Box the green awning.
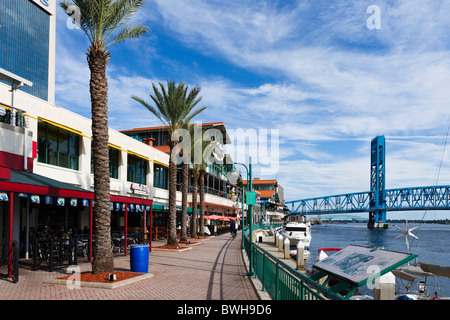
[151,202,168,211]
[151,202,198,214]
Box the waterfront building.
[0,1,240,273]
[0,1,156,268]
[121,124,243,228]
[243,178,287,224]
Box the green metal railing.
[242,227,343,300]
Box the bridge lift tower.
[368,136,388,229]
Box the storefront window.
[38,122,79,170]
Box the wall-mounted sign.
[130,183,149,195]
[31,0,55,15]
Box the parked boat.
[392,221,450,300]
[280,214,311,256]
[393,263,450,300]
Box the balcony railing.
[0,104,27,128]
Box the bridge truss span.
[385,185,450,211]
[286,191,374,215]
[286,136,450,228]
[286,185,450,215]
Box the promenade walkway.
[0,232,261,300]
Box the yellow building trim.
[126,149,169,168]
[1,103,37,120]
[152,159,169,168]
[38,117,91,139]
[108,142,125,152]
[127,150,150,161]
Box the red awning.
[0,169,153,205]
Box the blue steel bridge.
[285,136,450,228]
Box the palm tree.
[60,0,148,273]
[190,166,200,238]
[189,124,209,238]
[131,80,206,245]
[199,162,206,236]
[180,122,190,242]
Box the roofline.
[120,122,225,133]
[120,122,231,144]
[243,179,278,185]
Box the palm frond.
[185,106,207,125]
[131,95,167,127]
[132,80,207,144]
[107,25,148,46]
[104,0,148,45]
[59,0,147,48]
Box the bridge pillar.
[368,211,388,229]
[368,136,389,229]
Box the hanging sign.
[31,195,40,204]
[246,191,256,205]
[57,198,65,206]
[45,196,53,205]
[70,199,77,207]
[0,193,8,201]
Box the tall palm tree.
[60,0,148,273]
[179,122,190,242]
[189,124,209,238]
[131,80,206,245]
[199,162,206,236]
[190,166,200,238]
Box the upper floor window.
[109,147,120,179]
[90,147,120,179]
[37,121,79,170]
[127,154,147,185]
[154,163,168,190]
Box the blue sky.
[54,0,450,220]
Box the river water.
[305,222,450,298]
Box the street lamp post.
[227,156,254,276]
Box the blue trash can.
[130,244,149,273]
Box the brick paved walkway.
[0,232,261,300]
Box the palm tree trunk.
[87,41,114,274]
[199,166,205,236]
[190,170,199,238]
[168,139,178,245]
[180,162,188,241]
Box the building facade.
[121,123,242,221]
[0,1,241,277]
[243,178,287,224]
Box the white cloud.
[53,0,450,215]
